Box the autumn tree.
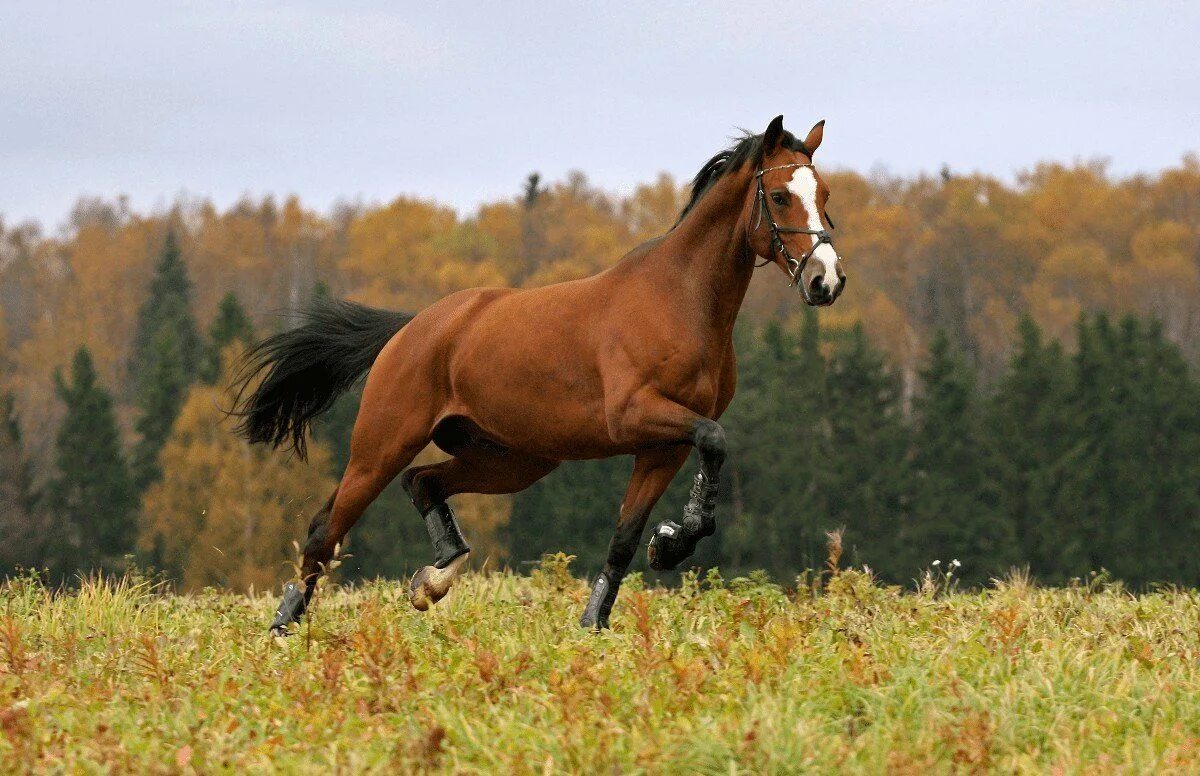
[140,352,336,591]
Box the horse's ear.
[802,120,825,157]
[762,115,785,157]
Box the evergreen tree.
[49,347,137,578]
[986,316,1072,577]
[905,331,1016,585]
[518,172,547,282]
[133,326,190,488]
[0,393,42,573]
[1049,315,1200,586]
[823,324,911,580]
[200,292,255,383]
[719,311,829,579]
[131,232,203,383]
[131,232,203,487]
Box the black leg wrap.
[647,522,693,571]
[423,502,470,569]
[580,571,620,630]
[648,472,717,571]
[682,471,718,537]
[269,582,309,635]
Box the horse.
[235,115,846,635]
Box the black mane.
[674,128,808,226]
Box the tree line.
[2,235,1199,589]
[1,156,1199,588]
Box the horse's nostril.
[809,275,825,293]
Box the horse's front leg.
[581,447,689,629]
[646,418,725,571]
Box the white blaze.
[786,166,841,293]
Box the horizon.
[9,151,1200,237]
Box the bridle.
[751,161,837,305]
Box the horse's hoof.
[580,612,610,630]
[408,552,469,612]
[647,521,689,571]
[269,626,291,639]
[269,582,308,634]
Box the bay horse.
[236,116,845,635]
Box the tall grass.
[2,558,1200,773]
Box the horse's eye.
[770,192,787,206]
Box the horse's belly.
[444,308,617,459]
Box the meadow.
[3,553,1200,774]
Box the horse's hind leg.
[401,444,558,610]
[269,427,429,636]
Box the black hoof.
[579,612,610,630]
[269,582,308,634]
[647,521,692,571]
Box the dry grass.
[3,560,1200,773]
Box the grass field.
[4,554,1200,774]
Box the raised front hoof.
[269,625,292,639]
[408,552,469,612]
[647,521,691,571]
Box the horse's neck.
[651,171,755,339]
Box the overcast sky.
[3,1,1197,231]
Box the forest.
[2,155,1199,590]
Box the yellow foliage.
[139,354,336,592]
[341,197,506,310]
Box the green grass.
[4,557,1200,774]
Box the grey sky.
[3,1,1197,232]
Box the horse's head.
[747,115,845,306]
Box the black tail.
[233,297,414,459]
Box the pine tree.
[49,347,137,578]
[905,330,1016,585]
[131,232,203,488]
[519,172,547,281]
[131,232,203,383]
[0,393,41,573]
[986,316,1071,578]
[719,311,829,579]
[133,326,190,488]
[823,324,911,580]
[201,292,255,383]
[1049,314,1200,586]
